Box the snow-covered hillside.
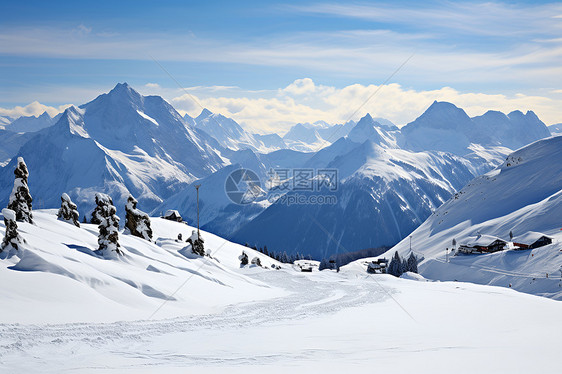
[0,209,560,373]
[387,136,562,299]
[0,209,284,324]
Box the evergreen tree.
[406,253,418,273]
[1,208,24,256]
[124,195,152,241]
[57,193,80,227]
[251,257,262,267]
[187,230,205,256]
[319,259,330,271]
[7,157,33,223]
[94,193,123,258]
[91,193,114,225]
[239,251,249,266]
[388,251,404,277]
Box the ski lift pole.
[195,184,201,238]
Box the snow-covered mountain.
[387,136,562,298]
[0,130,35,166]
[400,101,551,155]
[549,123,562,135]
[0,116,13,129]
[0,83,226,217]
[232,135,477,259]
[282,120,359,152]
[194,108,273,152]
[6,111,59,133]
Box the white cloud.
[0,101,71,119]
[168,79,562,134]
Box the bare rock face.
[93,193,123,258]
[1,208,24,256]
[124,195,152,241]
[57,193,80,227]
[7,157,33,223]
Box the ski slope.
[0,209,561,373]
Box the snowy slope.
[0,83,226,217]
[0,130,35,166]
[549,123,562,135]
[0,209,284,324]
[387,136,562,299]
[1,221,560,372]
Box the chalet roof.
[461,235,506,247]
[164,209,180,217]
[511,231,552,245]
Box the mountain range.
[0,83,553,258]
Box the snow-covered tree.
[406,253,418,273]
[239,251,249,266]
[388,251,404,277]
[186,230,205,256]
[7,157,33,223]
[251,257,262,267]
[91,193,114,225]
[1,209,24,256]
[57,193,80,227]
[93,193,123,258]
[124,195,152,241]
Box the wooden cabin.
[512,232,553,250]
[458,235,507,254]
[162,209,183,222]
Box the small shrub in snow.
[186,230,205,256]
[124,195,152,241]
[239,251,249,266]
[251,257,262,267]
[93,193,123,257]
[7,157,33,223]
[91,193,114,225]
[57,193,80,227]
[1,208,24,256]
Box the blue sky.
[1,0,562,131]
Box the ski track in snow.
[0,271,387,371]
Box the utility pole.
[195,184,201,238]
[409,235,412,253]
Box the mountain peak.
[197,108,213,120]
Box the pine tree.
[94,193,123,258]
[251,257,262,267]
[388,251,404,277]
[406,253,418,273]
[57,193,80,227]
[91,193,114,225]
[239,251,249,266]
[187,230,205,256]
[1,208,24,256]
[124,195,152,241]
[7,157,33,223]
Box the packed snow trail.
[1,270,560,373]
